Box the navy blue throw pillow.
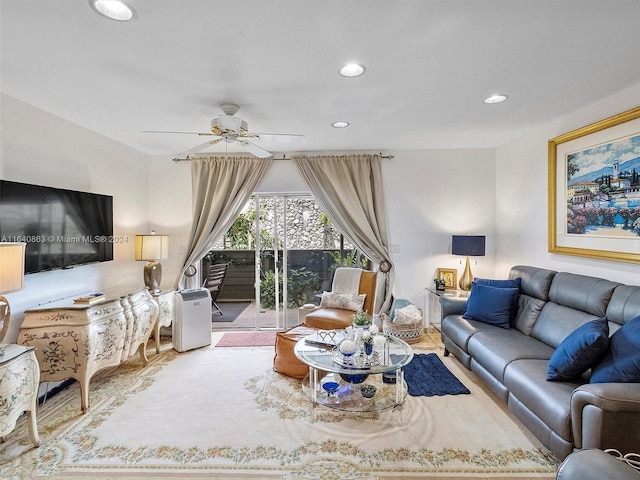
[462,282,519,329]
[547,319,609,381]
[590,316,640,384]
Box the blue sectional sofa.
[440,265,640,459]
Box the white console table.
[425,288,469,330]
[18,287,158,413]
[0,344,40,446]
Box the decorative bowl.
[361,384,377,398]
[340,372,369,384]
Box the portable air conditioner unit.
[173,288,212,352]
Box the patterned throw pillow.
[320,292,366,312]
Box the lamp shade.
[0,242,26,293]
[135,235,169,261]
[452,235,486,257]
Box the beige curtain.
[292,154,394,313]
[175,155,273,289]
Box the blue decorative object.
[462,282,519,329]
[322,381,340,398]
[340,372,369,384]
[364,343,373,355]
[590,316,640,383]
[403,353,470,396]
[547,319,609,381]
[474,277,521,290]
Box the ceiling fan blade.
[183,138,223,155]
[142,130,216,136]
[237,140,272,158]
[250,133,305,138]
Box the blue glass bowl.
[340,373,369,384]
[322,381,340,394]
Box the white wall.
[383,150,496,306]
[0,94,150,342]
[495,82,640,285]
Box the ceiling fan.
[144,103,304,159]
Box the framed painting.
[436,268,457,290]
[548,106,640,263]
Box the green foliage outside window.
[260,267,320,309]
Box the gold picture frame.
[548,106,640,263]
[436,268,457,290]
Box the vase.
[364,343,373,355]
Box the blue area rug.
[403,353,470,396]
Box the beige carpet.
[0,329,559,479]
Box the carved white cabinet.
[151,290,175,354]
[18,287,158,413]
[0,344,40,446]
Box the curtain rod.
[172,153,395,162]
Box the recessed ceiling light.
[339,63,366,78]
[484,94,509,104]
[90,0,136,21]
[332,121,350,128]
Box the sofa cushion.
[504,359,583,443]
[514,294,546,335]
[320,292,365,312]
[590,316,640,383]
[548,272,619,318]
[605,285,640,328]
[441,315,501,354]
[532,302,603,349]
[547,319,609,381]
[462,283,519,329]
[467,329,555,383]
[509,265,556,302]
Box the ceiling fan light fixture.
[484,94,509,104]
[89,0,136,21]
[339,63,366,78]
[332,121,350,128]
[211,116,248,136]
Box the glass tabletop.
[294,329,413,375]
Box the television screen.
[0,180,114,274]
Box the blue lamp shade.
[452,235,486,257]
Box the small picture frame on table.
[436,268,457,290]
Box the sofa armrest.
[439,296,467,321]
[557,449,640,480]
[571,383,640,451]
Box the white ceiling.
[2,0,640,158]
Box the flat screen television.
[0,180,114,274]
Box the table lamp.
[135,233,169,294]
[0,242,26,342]
[452,235,486,291]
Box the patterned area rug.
[0,330,559,479]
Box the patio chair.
[203,263,228,316]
